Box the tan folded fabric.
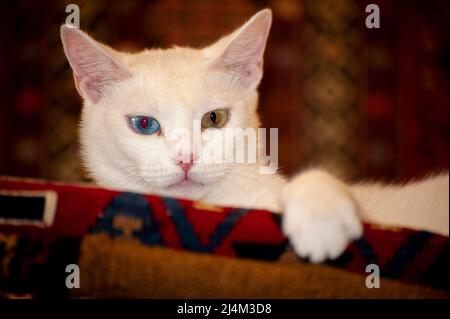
[74,234,447,298]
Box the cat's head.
[60,9,272,198]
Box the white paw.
[281,170,363,263]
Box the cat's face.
[61,9,272,199]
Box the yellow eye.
[201,109,229,129]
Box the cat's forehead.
[108,47,235,113]
[123,47,207,76]
[114,47,236,105]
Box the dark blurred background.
[0,0,448,184]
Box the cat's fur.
[61,9,449,263]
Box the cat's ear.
[60,25,132,103]
[206,9,272,89]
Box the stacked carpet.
[0,176,448,298]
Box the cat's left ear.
[206,9,272,89]
[60,25,132,103]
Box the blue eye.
[128,115,161,135]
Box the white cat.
[60,9,449,263]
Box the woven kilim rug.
[0,176,448,298]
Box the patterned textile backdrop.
[0,0,448,184]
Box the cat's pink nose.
[173,153,196,174]
[179,162,192,174]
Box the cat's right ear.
[60,25,132,103]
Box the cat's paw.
[281,170,363,263]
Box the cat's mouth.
[168,177,202,188]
